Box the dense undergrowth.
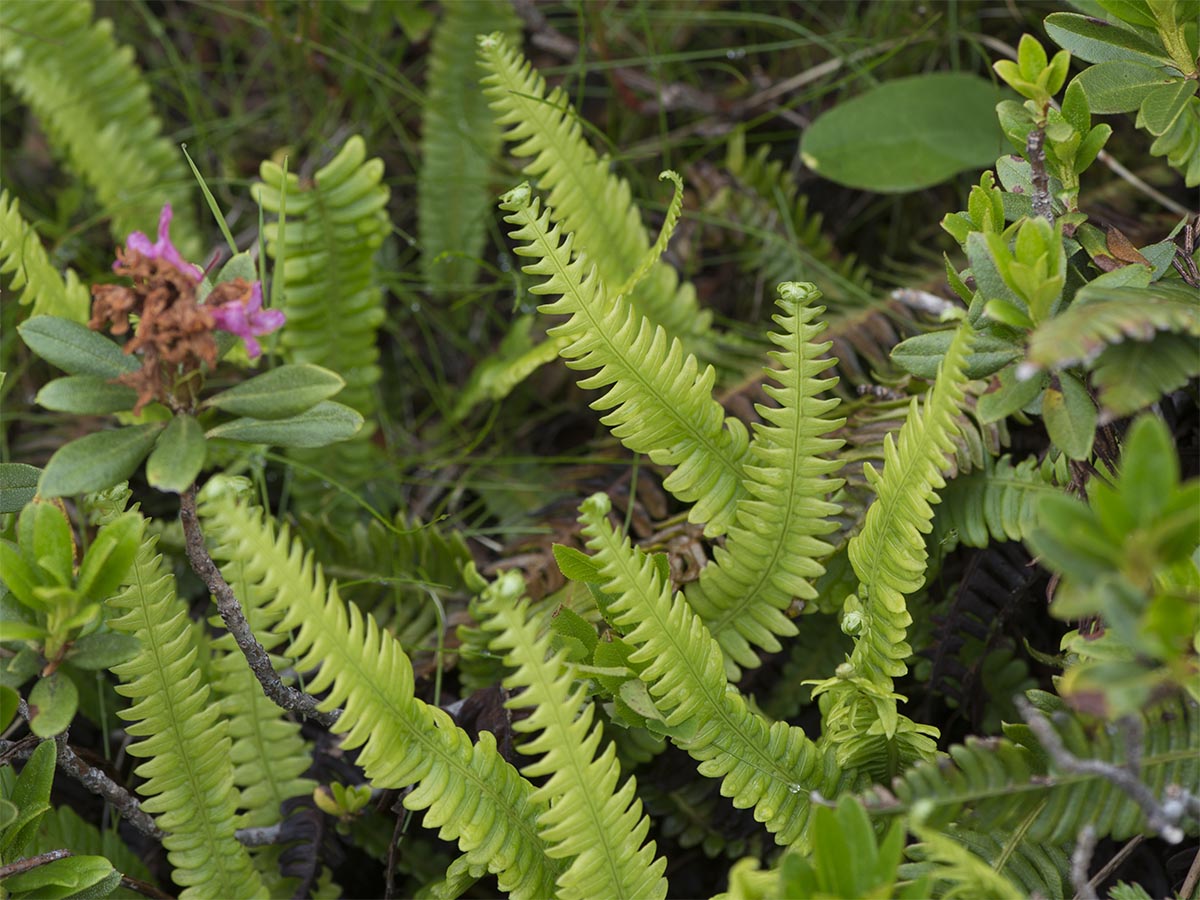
[1,1,1197,899]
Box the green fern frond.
[845,322,975,686]
[905,821,1024,900]
[931,453,1067,551]
[864,695,1200,845]
[912,828,1070,900]
[93,498,263,899]
[1028,281,1200,370]
[578,493,844,847]
[253,135,390,494]
[197,478,562,899]
[296,509,472,641]
[0,0,198,255]
[453,172,686,420]
[476,570,668,900]
[1092,331,1200,418]
[419,0,519,294]
[684,282,845,678]
[0,190,89,322]
[500,185,750,536]
[813,325,975,776]
[723,134,874,306]
[478,32,711,348]
[206,533,314,832]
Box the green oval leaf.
[65,631,142,670]
[205,400,363,448]
[1075,60,1175,113]
[1044,373,1097,460]
[0,684,19,732]
[203,363,345,419]
[891,330,1022,380]
[35,376,138,415]
[145,415,207,494]
[77,511,144,601]
[1044,12,1175,67]
[0,463,41,514]
[2,855,118,899]
[38,424,164,498]
[1136,79,1197,135]
[799,74,1006,192]
[17,317,138,378]
[28,672,78,737]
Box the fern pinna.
[196,477,562,899]
[0,190,90,323]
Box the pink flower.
[208,281,285,358]
[119,204,202,282]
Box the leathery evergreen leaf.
[684,282,845,679]
[197,477,562,899]
[500,184,751,537]
[476,571,668,900]
[578,493,847,849]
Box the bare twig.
[1016,698,1189,844]
[0,849,72,880]
[1180,845,1200,899]
[119,874,175,899]
[1027,126,1054,222]
[0,735,163,840]
[53,733,165,840]
[1081,835,1143,898]
[178,487,339,727]
[1071,825,1099,900]
[234,823,286,847]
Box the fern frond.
[931,454,1067,551]
[94,500,263,898]
[723,134,874,306]
[1027,281,1200,371]
[206,527,313,831]
[296,509,472,641]
[909,827,1070,900]
[478,32,711,347]
[419,0,518,294]
[1092,331,1200,418]
[846,322,975,686]
[864,695,1200,845]
[813,325,975,776]
[500,185,750,536]
[0,190,89,322]
[0,0,198,255]
[454,172,687,419]
[196,479,562,899]
[578,493,844,848]
[905,822,1024,900]
[476,571,668,900]
[253,135,390,493]
[684,283,845,678]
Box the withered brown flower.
[89,205,284,413]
